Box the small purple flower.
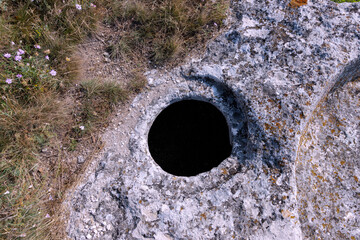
[3,53,11,58]
[11,41,15,45]
[6,79,12,84]
[34,44,41,49]
[45,55,50,60]
[16,74,23,78]
[14,55,22,61]
[214,22,218,27]
[75,4,82,10]
[17,49,25,55]
[49,70,57,76]
[90,3,96,8]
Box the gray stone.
[65,0,360,239]
[77,155,85,164]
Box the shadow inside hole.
[148,100,232,176]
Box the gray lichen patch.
[66,0,360,239]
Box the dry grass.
[0,0,229,239]
[0,92,71,239]
[104,0,229,66]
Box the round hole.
[148,99,232,176]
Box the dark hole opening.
[148,100,232,176]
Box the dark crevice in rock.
[109,185,140,238]
[330,56,360,93]
[94,161,106,178]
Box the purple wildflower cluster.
[14,55,22,61]
[17,49,25,55]
[50,70,57,76]
[2,43,58,85]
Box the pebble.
[77,156,85,164]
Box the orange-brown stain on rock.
[289,0,307,8]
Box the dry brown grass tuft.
[0,93,71,239]
[104,0,229,66]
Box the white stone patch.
[141,206,158,222]
[192,64,224,81]
[243,197,258,218]
[154,232,173,240]
[269,9,285,23]
[243,28,270,39]
[241,16,258,28]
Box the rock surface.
[66,0,360,239]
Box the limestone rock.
[66,0,360,239]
